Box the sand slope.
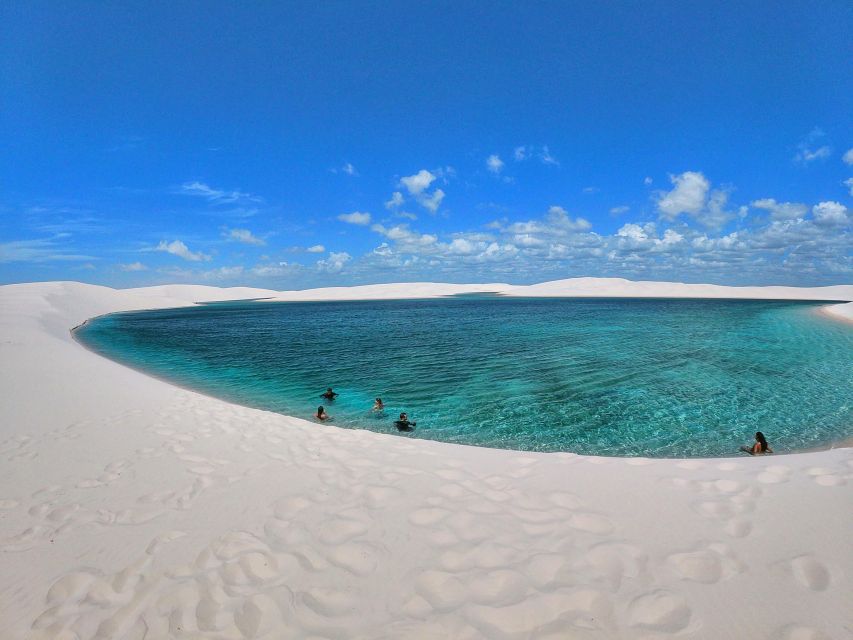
[1,280,851,639]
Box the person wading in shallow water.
[740,431,773,455]
[394,412,416,432]
[315,406,331,421]
[320,387,338,401]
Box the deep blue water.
[76,297,853,457]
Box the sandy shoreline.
[1,278,852,639]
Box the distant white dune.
[1,278,851,639]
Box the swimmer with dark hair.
[316,406,330,421]
[740,431,772,455]
[372,397,385,412]
[394,412,416,432]
[320,387,339,401]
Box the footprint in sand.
[772,624,833,640]
[805,467,847,487]
[666,543,743,583]
[757,465,792,484]
[790,555,830,591]
[627,589,693,633]
[415,570,467,613]
[724,518,753,538]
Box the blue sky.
[1,2,851,288]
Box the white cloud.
[371,224,438,247]
[843,148,853,165]
[794,145,831,164]
[539,146,559,166]
[644,177,653,185]
[812,201,849,226]
[513,146,528,161]
[306,244,325,253]
[655,171,737,229]
[399,170,436,195]
[179,181,261,204]
[610,206,630,215]
[657,171,709,219]
[750,198,808,221]
[794,129,831,164]
[546,206,592,232]
[419,189,445,213]
[342,162,357,176]
[155,239,211,262]
[251,261,302,277]
[399,170,446,213]
[338,211,372,225]
[486,154,504,174]
[385,191,404,209]
[224,228,265,245]
[119,261,147,272]
[317,251,351,273]
[844,177,853,197]
[203,266,244,280]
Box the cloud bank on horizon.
[0,3,850,288]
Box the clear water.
[76,297,853,457]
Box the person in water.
[372,397,385,412]
[740,431,772,455]
[321,387,339,401]
[315,406,330,421]
[394,412,416,431]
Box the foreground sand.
[1,279,851,640]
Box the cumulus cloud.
[750,198,808,221]
[306,244,325,253]
[419,189,445,213]
[155,240,211,262]
[795,146,831,164]
[812,201,849,226]
[610,206,629,215]
[793,129,831,164]
[119,261,147,272]
[510,145,558,166]
[399,169,446,213]
[179,181,261,204]
[339,190,849,285]
[384,191,404,209]
[656,171,738,229]
[845,177,853,197]
[223,228,265,245]
[486,154,504,174]
[317,251,351,273]
[657,171,709,219]
[338,211,372,225]
[843,148,853,165]
[399,170,436,195]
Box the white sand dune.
[1,279,851,639]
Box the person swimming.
[315,405,330,421]
[740,431,772,455]
[320,387,339,401]
[372,397,385,412]
[394,412,416,431]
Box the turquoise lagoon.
[76,297,853,457]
